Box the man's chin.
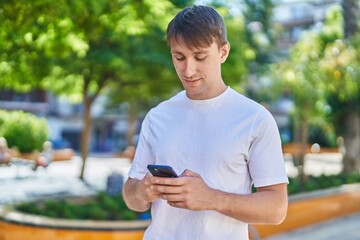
[185,88,206,100]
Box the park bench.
[282,142,340,156]
[5,148,74,170]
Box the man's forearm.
[123,177,151,212]
[211,183,288,225]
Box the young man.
[123,5,288,239]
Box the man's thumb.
[180,169,199,177]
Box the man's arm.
[153,170,288,225]
[212,183,288,224]
[123,174,162,212]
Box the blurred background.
[0,0,360,239]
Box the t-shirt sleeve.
[127,113,154,180]
[248,109,289,187]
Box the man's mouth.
[184,78,201,82]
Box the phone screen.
[147,164,178,178]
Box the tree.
[240,0,283,104]
[221,6,254,89]
[0,0,193,179]
[342,0,359,38]
[330,0,360,173]
[268,6,343,183]
[243,0,276,67]
[105,3,255,146]
[269,33,330,183]
[316,0,360,173]
[269,1,360,177]
[104,30,184,146]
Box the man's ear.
[220,43,230,63]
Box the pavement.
[0,153,359,239]
[0,156,132,205]
[265,212,360,240]
[268,152,360,239]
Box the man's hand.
[126,169,288,224]
[149,170,288,225]
[150,169,218,211]
[123,173,163,212]
[136,173,163,203]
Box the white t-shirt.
[128,87,288,240]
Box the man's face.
[170,40,230,100]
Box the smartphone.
[147,164,178,178]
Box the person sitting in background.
[0,137,12,165]
[35,141,54,168]
[120,145,136,161]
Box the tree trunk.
[342,0,359,38]
[79,96,93,180]
[340,0,360,173]
[298,120,309,184]
[126,102,138,147]
[342,112,360,173]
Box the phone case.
[147,164,178,178]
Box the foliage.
[308,123,337,148]
[0,110,49,153]
[267,5,344,121]
[0,0,194,179]
[0,0,193,99]
[221,7,254,90]
[15,192,149,221]
[106,3,253,105]
[243,0,276,66]
[320,38,360,102]
[252,172,360,195]
[105,2,254,145]
[315,35,359,140]
[17,172,360,221]
[287,172,360,195]
[269,5,344,127]
[265,5,347,181]
[267,3,360,174]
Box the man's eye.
[195,56,207,61]
[173,55,185,61]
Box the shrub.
[0,110,49,153]
[288,172,360,194]
[15,192,150,221]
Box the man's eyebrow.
[170,49,209,54]
[170,50,183,54]
[194,50,209,54]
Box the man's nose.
[184,59,196,78]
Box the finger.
[143,173,154,185]
[145,186,159,198]
[180,169,200,177]
[161,193,183,202]
[156,185,182,194]
[167,201,187,209]
[151,177,184,186]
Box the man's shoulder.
[226,88,274,121]
[228,88,265,109]
[153,91,186,109]
[147,91,186,116]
